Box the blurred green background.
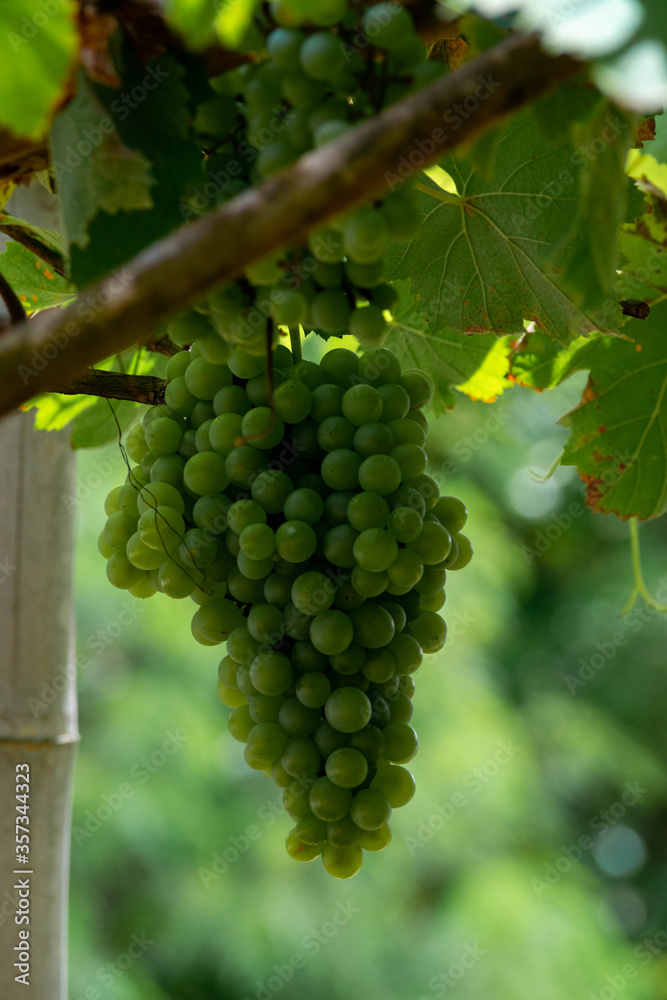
[68,343,667,1000]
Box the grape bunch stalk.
[99,341,472,878]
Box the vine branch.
[0,272,26,326]
[51,370,167,405]
[0,32,582,418]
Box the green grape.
[198,333,232,366]
[239,408,284,449]
[343,207,388,264]
[408,521,452,565]
[323,524,359,568]
[324,491,352,526]
[294,813,327,846]
[149,455,186,490]
[291,571,336,616]
[213,385,252,417]
[227,626,260,665]
[228,705,255,743]
[388,691,414,724]
[350,565,388,598]
[317,415,355,453]
[137,482,185,516]
[227,499,267,534]
[283,488,324,525]
[348,725,384,761]
[350,788,391,831]
[227,566,266,604]
[185,358,232,400]
[194,596,246,645]
[362,648,395,683]
[358,454,402,496]
[244,722,288,768]
[274,380,312,424]
[313,261,345,289]
[353,422,394,458]
[326,747,368,788]
[190,400,215,430]
[239,523,275,560]
[283,779,313,820]
[321,449,361,491]
[347,492,389,531]
[319,348,360,388]
[271,760,292,787]
[378,383,410,421]
[295,671,332,708]
[421,588,445,612]
[292,640,328,673]
[98,532,114,559]
[257,140,299,178]
[217,681,247,708]
[326,815,361,848]
[178,430,198,460]
[249,694,286,724]
[247,603,284,643]
[218,655,239,688]
[333,580,367,610]
[313,720,348,757]
[349,305,387,345]
[404,473,439,511]
[225,444,269,488]
[415,565,446,596]
[309,777,352,823]
[106,552,145,590]
[264,572,295,607]
[104,486,122,516]
[358,825,391,851]
[342,384,383,426]
[310,383,345,422]
[390,443,427,480]
[380,601,407,634]
[183,452,230,495]
[267,26,305,67]
[126,533,166,571]
[251,470,294,513]
[164,377,197,417]
[311,290,351,335]
[345,258,385,288]
[399,369,434,409]
[278,698,320,738]
[126,424,149,464]
[310,609,353,655]
[353,527,398,573]
[286,831,323,862]
[324,687,372,733]
[407,408,428,432]
[349,604,395,648]
[281,737,321,780]
[307,227,345,264]
[361,2,414,49]
[387,548,423,588]
[250,651,293,696]
[194,420,214,453]
[300,31,346,80]
[387,506,422,543]
[158,560,197,599]
[432,495,467,533]
[275,520,317,562]
[386,632,422,676]
[227,349,267,380]
[193,495,230,535]
[290,418,321,458]
[448,532,473,570]
[370,284,398,311]
[166,351,191,381]
[387,484,426,519]
[283,601,313,640]
[321,843,363,878]
[386,417,426,447]
[381,722,418,763]
[235,663,260,698]
[138,506,185,551]
[236,552,273,580]
[116,483,140,517]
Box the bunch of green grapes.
[99,339,472,878]
[173,1,445,360]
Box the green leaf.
[0,243,75,314]
[509,330,604,391]
[0,1,78,139]
[558,305,667,520]
[0,213,64,257]
[386,105,633,343]
[383,281,512,406]
[214,0,259,47]
[49,70,155,251]
[67,52,203,286]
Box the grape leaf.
[49,70,154,251]
[68,52,203,286]
[0,213,64,257]
[383,281,512,406]
[0,1,78,139]
[0,243,75,313]
[165,0,259,48]
[557,307,667,520]
[509,330,604,391]
[386,106,635,343]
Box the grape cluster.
[99,341,472,878]
[171,1,446,361]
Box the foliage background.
[68,346,667,1000]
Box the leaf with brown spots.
[0,243,75,314]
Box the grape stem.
[620,518,667,616]
[289,326,303,364]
